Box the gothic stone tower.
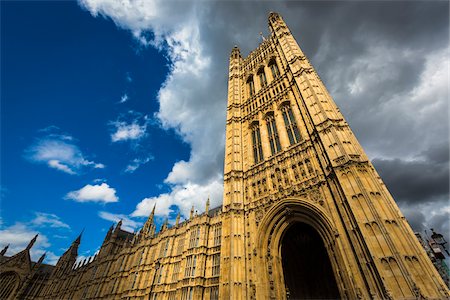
[220,12,450,300]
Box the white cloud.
[0,222,59,264]
[0,211,70,265]
[25,131,105,175]
[132,180,223,218]
[98,211,142,232]
[111,121,147,142]
[48,159,76,175]
[124,156,153,173]
[65,183,119,203]
[93,178,107,183]
[119,93,129,103]
[0,223,48,251]
[31,212,71,229]
[93,163,105,168]
[80,0,226,219]
[44,251,60,265]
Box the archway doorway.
[281,222,340,299]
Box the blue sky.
[1,1,448,264]
[1,1,191,262]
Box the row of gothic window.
[247,59,280,97]
[177,286,218,300]
[251,105,301,164]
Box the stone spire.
[37,252,46,265]
[116,219,123,231]
[142,204,156,236]
[74,230,83,245]
[26,234,39,250]
[54,232,82,277]
[206,197,210,214]
[0,244,9,255]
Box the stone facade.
[1,12,449,300]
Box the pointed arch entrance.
[255,198,354,299]
[281,222,339,299]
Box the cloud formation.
[79,1,449,235]
[0,211,71,264]
[0,223,50,260]
[98,211,142,232]
[119,93,129,104]
[25,129,105,175]
[31,212,71,229]
[132,180,223,218]
[111,122,147,142]
[65,183,119,203]
[124,156,154,173]
[110,112,148,142]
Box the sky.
[1,1,449,265]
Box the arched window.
[281,105,301,145]
[0,272,20,299]
[247,76,255,97]
[265,113,281,155]
[257,67,267,88]
[269,59,280,78]
[251,122,264,164]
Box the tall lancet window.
[269,59,280,79]
[251,122,264,164]
[247,76,255,97]
[266,113,281,155]
[258,67,267,88]
[281,105,302,145]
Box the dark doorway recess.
[281,222,340,299]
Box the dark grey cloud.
[400,207,427,232]
[373,155,448,204]
[374,141,449,236]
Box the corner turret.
[175,212,181,226]
[206,197,210,214]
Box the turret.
[206,197,210,214]
[231,45,241,60]
[190,205,194,219]
[175,212,181,226]
[223,44,244,210]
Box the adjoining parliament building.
[1,12,449,300]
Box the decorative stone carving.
[255,209,263,226]
[284,207,294,217]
